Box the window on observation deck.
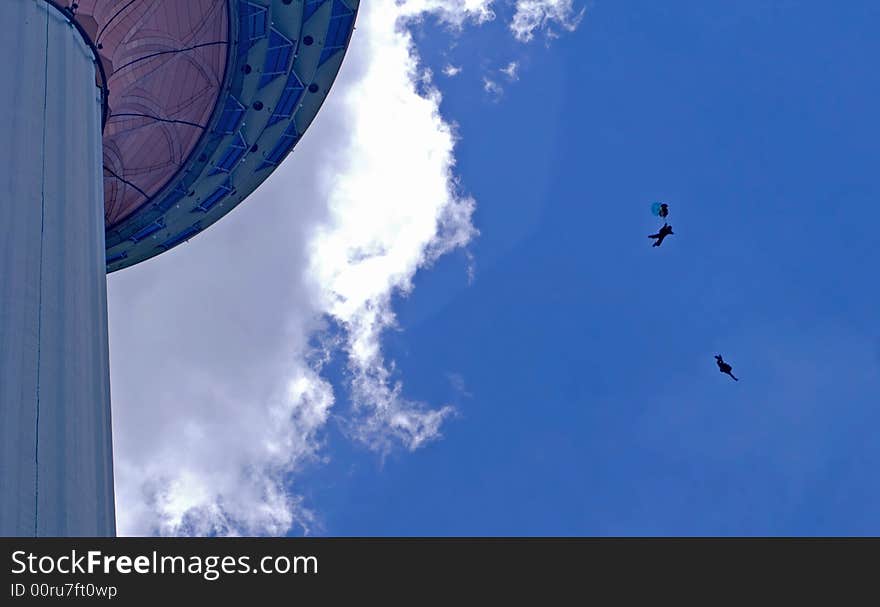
[266,70,305,128]
[304,0,327,22]
[210,131,248,175]
[259,28,296,89]
[239,2,268,58]
[107,251,128,265]
[160,224,202,250]
[258,122,300,171]
[130,218,166,243]
[154,184,188,213]
[195,179,234,213]
[216,96,247,135]
[319,0,356,66]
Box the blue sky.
[296,1,880,535]
[106,0,879,536]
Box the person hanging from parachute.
[649,202,674,247]
[715,355,739,381]
[648,223,674,247]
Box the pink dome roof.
[72,0,229,228]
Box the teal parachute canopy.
[651,202,669,218]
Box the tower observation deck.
[0,0,357,536]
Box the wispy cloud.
[447,372,474,399]
[500,60,519,80]
[397,0,495,28]
[510,0,585,42]
[309,0,482,453]
[443,64,463,77]
[483,77,504,99]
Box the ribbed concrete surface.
[0,0,115,536]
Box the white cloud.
[500,60,519,80]
[108,0,580,536]
[397,0,496,28]
[307,0,480,453]
[510,0,585,42]
[110,0,485,536]
[483,77,504,99]
[443,64,463,77]
[447,372,474,399]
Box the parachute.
[651,202,669,219]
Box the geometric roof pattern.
[58,0,359,272]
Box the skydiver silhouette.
[648,223,674,247]
[658,203,669,218]
[715,355,738,381]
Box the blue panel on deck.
[238,2,268,59]
[258,122,300,170]
[160,224,202,249]
[130,218,166,242]
[319,0,355,66]
[215,96,247,135]
[210,131,248,175]
[106,251,128,265]
[154,184,188,213]
[195,179,234,213]
[266,70,305,127]
[259,28,296,89]
[303,0,328,22]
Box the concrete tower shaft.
[0,0,115,536]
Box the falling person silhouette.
[649,223,674,247]
[715,355,738,381]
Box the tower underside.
[0,0,115,536]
